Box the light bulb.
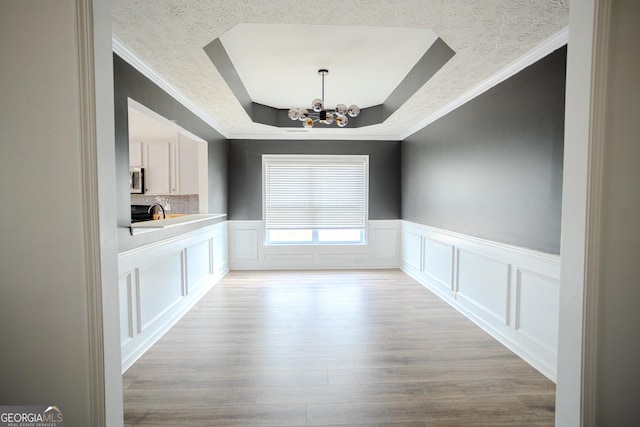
[298,109,309,121]
[312,99,324,113]
[324,112,334,125]
[335,104,347,116]
[336,115,348,127]
[288,108,299,121]
[347,104,360,117]
[303,117,314,128]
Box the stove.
[130,205,153,223]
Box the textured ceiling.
[112,0,569,140]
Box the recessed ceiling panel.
[219,23,438,109]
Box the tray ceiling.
[112,0,569,140]
[219,24,439,110]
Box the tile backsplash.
[130,194,200,214]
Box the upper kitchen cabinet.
[143,140,174,194]
[130,138,199,195]
[128,103,203,196]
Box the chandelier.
[287,69,360,128]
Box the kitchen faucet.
[148,203,166,219]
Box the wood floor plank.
[125,403,307,426]
[123,269,555,426]
[255,382,464,406]
[306,398,546,426]
[124,386,260,408]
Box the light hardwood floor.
[123,270,555,426]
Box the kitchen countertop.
[129,213,226,235]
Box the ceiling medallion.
[287,69,360,128]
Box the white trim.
[121,272,218,372]
[118,222,227,266]
[229,131,401,141]
[401,221,560,381]
[582,0,611,424]
[401,27,569,140]
[76,1,106,425]
[112,36,229,138]
[119,222,229,372]
[228,220,401,270]
[555,1,601,424]
[402,221,561,267]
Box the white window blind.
[264,155,368,230]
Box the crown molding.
[228,131,401,141]
[400,27,569,140]
[112,36,229,139]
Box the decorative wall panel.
[185,239,211,293]
[231,229,259,261]
[457,250,510,324]
[401,230,422,271]
[212,230,229,276]
[401,220,560,381]
[370,227,399,260]
[138,252,184,331]
[229,220,400,270]
[118,222,228,372]
[515,269,560,353]
[423,238,454,293]
[118,273,133,346]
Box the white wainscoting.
[400,221,560,381]
[228,220,401,270]
[118,221,228,372]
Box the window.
[263,155,368,244]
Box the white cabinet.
[143,141,174,194]
[130,137,199,195]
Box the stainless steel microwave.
[130,167,144,194]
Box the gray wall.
[228,139,401,220]
[113,54,229,250]
[402,47,566,254]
